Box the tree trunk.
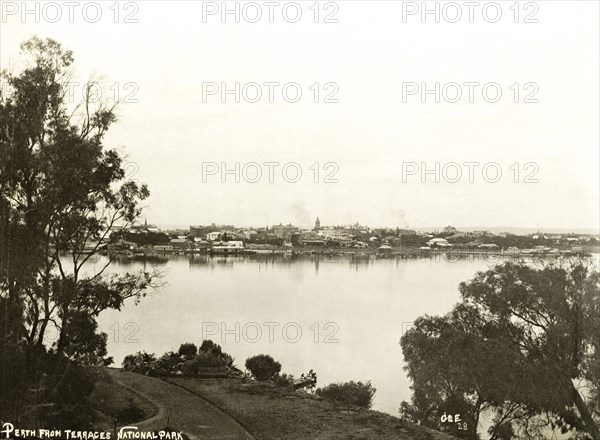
[56,307,68,355]
[571,381,600,440]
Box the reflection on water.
[96,254,520,415]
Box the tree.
[178,342,198,358]
[245,354,281,381]
[401,259,600,439]
[1,37,159,396]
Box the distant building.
[190,224,234,238]
[299,232,325,247]
[272,224,299,240]
[479,243,499,249]
[443,226,458,234]
[144,219,160,233]
[169,238,190,250]
[377,245,393,256]
[320,227,354,246]
[243,230,258,240]
[211,241,244,255]
[153,245,174,253]
[206,232,221,241]
[131,219,160,233]
[427,238,452,248]
[314,217,321,232]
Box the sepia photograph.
[1,1,599,439]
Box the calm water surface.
[94,254,498,415]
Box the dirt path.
[107,370,255,440]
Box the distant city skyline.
[145,221,600,236]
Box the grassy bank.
[89,369,157,430]
[166,378,455,440]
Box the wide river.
[92,253,506,415]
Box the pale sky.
[2,1,599,230]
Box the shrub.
[194,352,226,368]
[273,373,295,388]
[199,340,236,369]
[295,369,318,391]
[122,351,157,374]
[178,343,197,358]
[245,354,281,381]
[155,351,182,376]
[200,339,226,357]
[45,362,97,405]
[317,381,376,409]
[181,352,225,376]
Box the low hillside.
[166,378,456,440]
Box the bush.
[122,351,157,374]
[194,352,226,368]
[45,362,97,405]
[200,340,223,357]
[295,370,318,391]
[123,342,237,378]
[178,343,197,358]
[199,340,236,369]
[181,352,225,376]
[317,381,376,409]
[245,354,281,381]
[273,373,295,388]
[155,351,183,376]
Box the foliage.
[41,357,99,429]
[0,36,158,371]
[122,351,158,374]
[273,372,295,388]
[295,370,318,391]
[0,299,29,401]
[200,339,224,357]
[181,352,226,375]
[115,231,171,246]
[155,351,182,375]
[200,339,235,368]
[245,354,282,381]
[0,37,161,426]
[178,342,198,358]
[123,341,235,377]
[400,258,600,440]
[317,381,376,409]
